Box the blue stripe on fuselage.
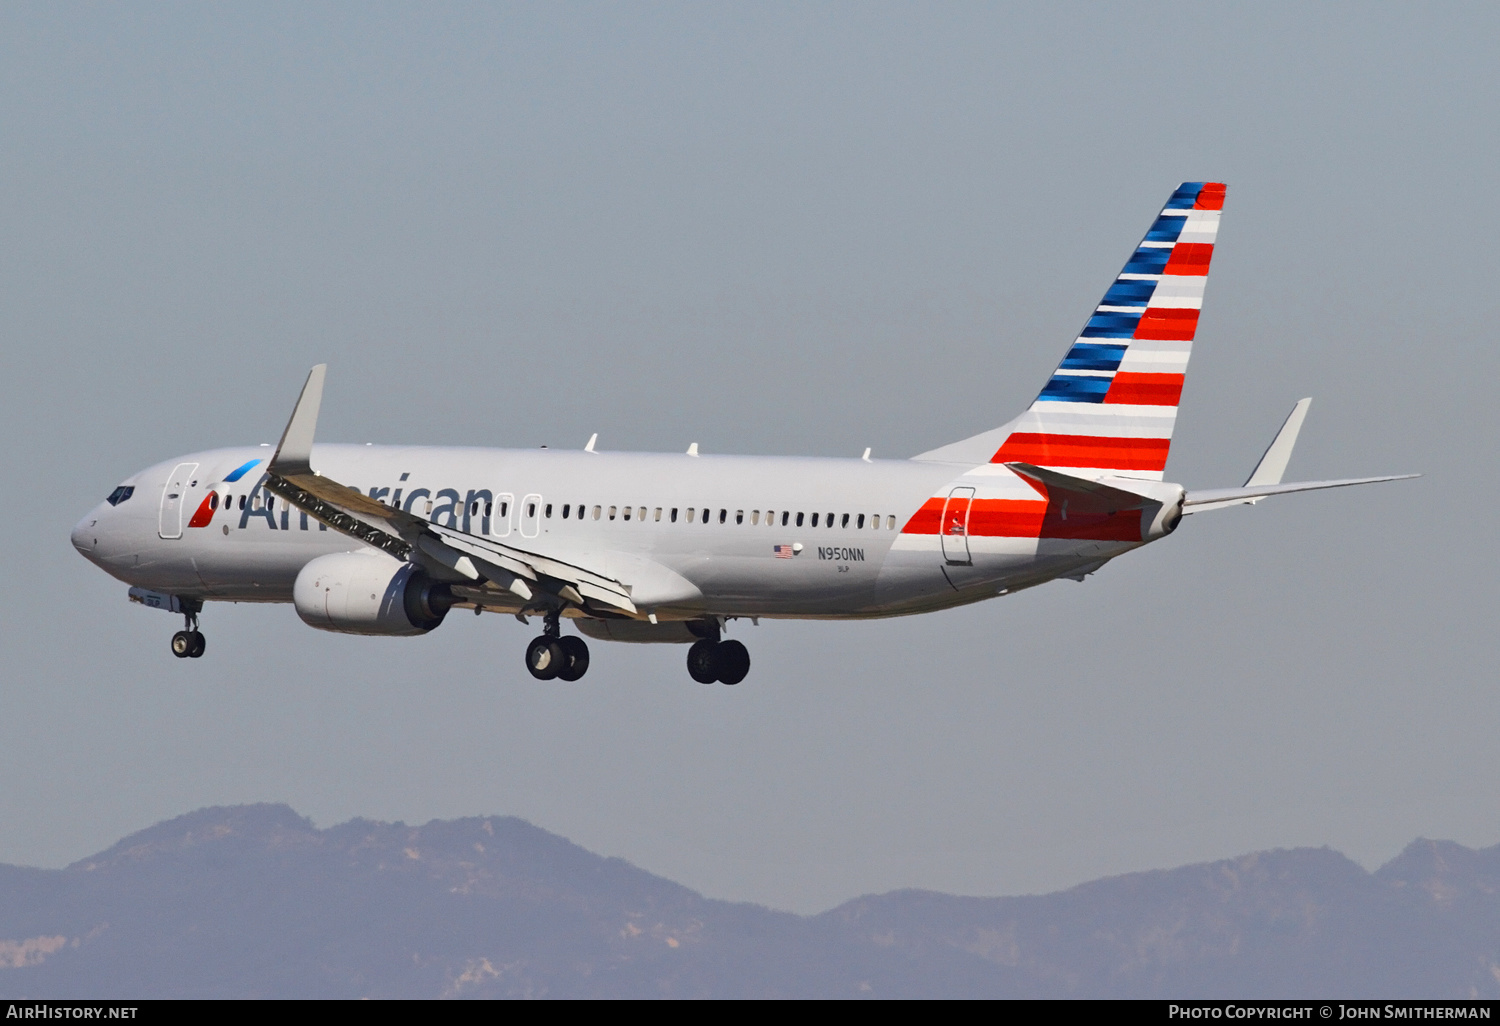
[223,459,262,483]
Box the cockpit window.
[106,486,134,506]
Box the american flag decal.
[773,545,795,558]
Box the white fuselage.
[72,443,1150,623]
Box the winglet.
[269,364,327,477]
[1244,398,1311,487]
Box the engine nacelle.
[293,551,452,636]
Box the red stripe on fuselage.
[187,492,218,529]
[1103,372,1184,406]
[901,496,1142,541]
[990,433,1170,472]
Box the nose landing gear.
[524,608,590,681]
[170,601,206,659]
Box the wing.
[261,365,638,616]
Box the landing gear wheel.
[187,631,206,659]
[687,640,720,684]
[556,636,590,682]
[525,635,565,680]
[715,640,750,685]
[171,631,192,658]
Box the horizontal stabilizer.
[1183,474,1418,513]
[1003,462,1157,510]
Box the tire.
[171,631,192,658]
[187,632,206,659]
[716,639,750,685]
[686,640,720,684]
[526,636,564,680]
[557,636,590,681]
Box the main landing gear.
[687,635,750,686]
[170,602,206,659]
[525,609,590,681]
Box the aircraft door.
[492,493,514,537]
[520,493,542,538]
[940,486,975,566]
[157,462,199,540]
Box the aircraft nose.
[71,513,100,558]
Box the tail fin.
[915,182,1225,478]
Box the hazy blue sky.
[2,2,1495,914]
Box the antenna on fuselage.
[686,442,699,457]
[862,448,872,462]
[585,433,598,453]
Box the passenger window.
[686,508,695,523]
[841,513,849,528]
[623,506,632,521]
[492,494,514,537]
[751,510,759,525]
[267,496,275,511]
[654,508,662,522]
[592,505,602,520]
[545,504,553,518]
[735,510,744,525]
[781,511,789,526]
[638,507,646,521]
[671,508,678,522]
[887,515,896,530]
[811,513,819,527]
[561,504,570,518]
[239,495,246,510]
[857,514,865,529]
[210,493,219,510]
[485,502,493,517]
[609,506,617,520]
[797,512,805,527]
[527,502,536,518]
[719,509,727,524]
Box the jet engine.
[293,551,452,636]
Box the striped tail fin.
[991,181,1226,480]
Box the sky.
[1,2,1495,915]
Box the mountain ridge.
[1,804,1496,998]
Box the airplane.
[71,182,1414,685]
